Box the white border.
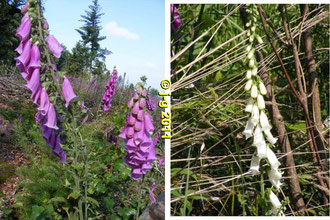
[165,0,329,219]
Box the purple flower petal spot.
[62,76,77,108]
[46,35,63,58]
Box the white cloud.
[104,21,139,40]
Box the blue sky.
[43,0,164,90]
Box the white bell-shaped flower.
[249,155,260,175]
[245,98,254,112]
[246,45,252,52]
[246,70,252,79]
[259,111,272,131]
[251,66,258,76]
[269,191,282,215]
[266,147,281,169]
[259,82,267,95]
[242,117,255,139]
[245,79,253,91]
[269,169,282,190]
[257,94,265,109]
[251,104,259,125]
[253,125,267,159]
[251,85,258,98]
[264,129,278,145]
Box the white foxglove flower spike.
[245,98,254,112]
[257,94,265,109]
[259,82,267,95]
[251,85,258,98]
[269,169,283,190]
[245,79,253,91]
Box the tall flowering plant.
[15,0,78,162]
[242,4,283,215]
[102,67,118,112]
[119,84,158,180]
[14,0,90,218]
[171,4,182,32]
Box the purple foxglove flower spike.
[62,76,77,108]
[46,35,63,58]
[44,104,59,130]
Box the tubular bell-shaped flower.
[62,76,77,108]
[46,35,63,58]
[269,191,282,215]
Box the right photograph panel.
[170,4,329,216]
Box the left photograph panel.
[0,0,165,219]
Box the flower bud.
[246,70,252,79]
[251,66,258,76]
[244,79,253,91]
[127,98,134,108]
[256,35,263,44]
[251,85,258,98]
[249,58,255,68]
[259,82,267,95]
[245,98,254,112]
[246,45,252,52]
[247,50,254,59]
[257,94,265,109]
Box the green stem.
[136,176,145,220]
[260,161,265,216]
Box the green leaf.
[48,197,67,203]
[104,197,115,211]
[87,196,99,207]
[31,205,44,219]
[70,190,81,200]
[118,207,137,220]
[96,183,107,194]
